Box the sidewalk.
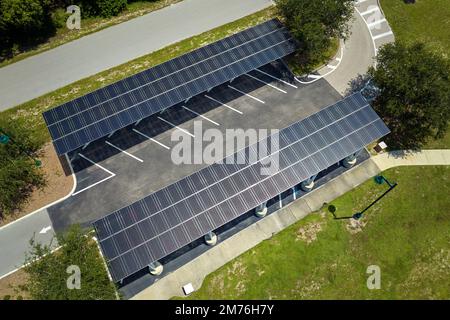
[131,149,450,300]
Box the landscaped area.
[182,166,450,299]
[380,0,450,149]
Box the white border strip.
[204,95,243,114]
[254,68,298,88]
[105,141,144,163]
[157,116,195,138]
[182,106,220,126]
[295,45,344,84]
[71,153,116,196]
[228,85,265,104]
[132,128,171,150]
[244,73,287,94]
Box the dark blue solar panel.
[43,19,296,155]
[93,92,390,282]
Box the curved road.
[0,0,272,110]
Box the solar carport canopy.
[93,92,390,282]
[42,19,296,155]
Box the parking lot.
[48,60,342,232]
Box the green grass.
[182,166,450,299]
[380,0,450,149]
[0,7,277,147]
[380,0,450,56]
[0,0,183,68]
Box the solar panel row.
[93,93,390,282]
[43,19,296,155]
[44,19,282,125]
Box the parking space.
[48,60,342,232]
[355,0,394,54]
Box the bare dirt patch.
[346,218,367,234]
[0,143,73,227]
[295,221,323,244]
[0,269,29,300]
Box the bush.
[0,119,45,218]
[0,0,56,60]
[23,225,117,300]
[96,0,127,18]
[77,0,127,18]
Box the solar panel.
[93,92,390,282]
[43,19,296,155]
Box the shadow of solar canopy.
[93,92,390,282]
[42,19,296,155]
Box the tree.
[22,225,117,300]
[0,119,45,218]
[275,0,354,70]
[369,42,450,150]
[0,0,56,59]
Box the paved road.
[0,0,272,110]
[0,209,57,278]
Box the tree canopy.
[23,225,117,300]
[275,0,354,70]
[0,119,45,219]
[369,42,450,150]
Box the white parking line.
[105,141,144,162]
[307,74,321,79]
[182,106,220,126]
[372,30,394,40]
[157,116,195,137]
[360,7,379,16]
[227,85,265,104]
[245,73,287,94]
[132,128,170,150]
[254,68,298,88]
[204,95,243,115]
[73,154,116,196]
[368,18,386,29]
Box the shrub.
[23,225,117,300]
[0,119,45,218]
[77,0,127,18]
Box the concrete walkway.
[0,0,272,110]
[372,149,450,171]
[132,150,450,300]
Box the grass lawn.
[182,166,450,300]
[0,0,182,68]
[380,0,450,149]
[380,0,450,55]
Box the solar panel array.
[43,19,296,155]
[93,92,390,282]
